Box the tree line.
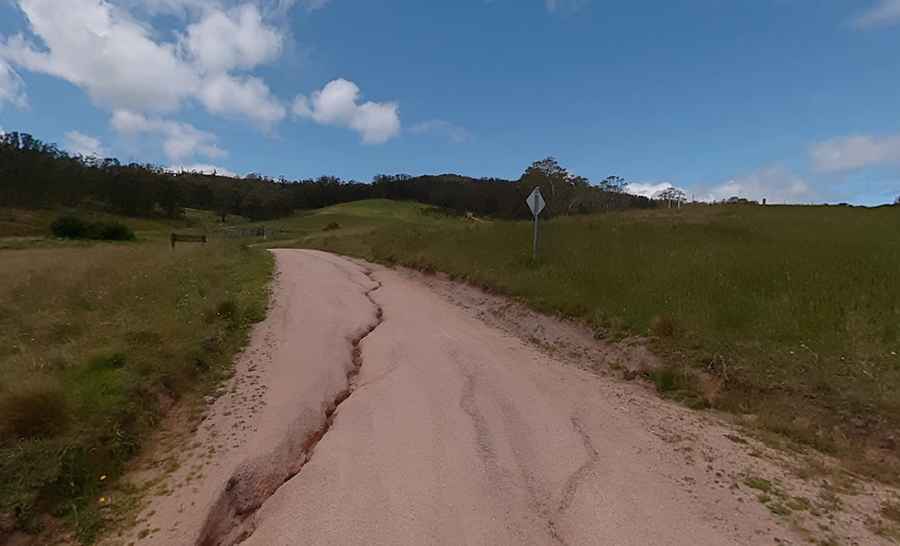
[1,131,654,221]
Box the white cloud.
[64,130,106,157]
[544,0,587,13]
[0,60,27,109]
[132,0,327,18]
[293,79,401,144]
[625,182,677,199]
[182,4,282,74]
[810,134,900,173]
[111,109,225,161]
[410,120,471,143]
[0,0,286,125]
[198,73,286,125]
[168,163,237,177]
[851,0,900,29]
[137,0,216,16]
[699,166,813,203]
[297,0,330,10]
[1,0,199,113]
[265,0,329,15]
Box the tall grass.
[282,201,900,482]
[0,239,272,540]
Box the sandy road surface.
[123,250,894,546]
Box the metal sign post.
[526,187,546,260]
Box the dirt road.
[123,250,894,546]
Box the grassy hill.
[257,199,900,483]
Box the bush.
[90,221,135,241]
[50,215,89,239]
[0,377,69,440]
[323,221,341,231]
[50,215,135,241]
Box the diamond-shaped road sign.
[526,187,545,217]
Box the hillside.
[1,132,652,224]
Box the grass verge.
[0,238,272,542]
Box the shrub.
[50,215,135,241]
[50,215,89,239]
[0,377,69,440]
[323,221,341,231]
[90,221,135,241]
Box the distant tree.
[570,175,590,189]
[1,130,657,222]
[895,194,900,205]
[158,177,183,218]
[526,157,569,180]
[654,187,687,208]
[521,158,568,215]
[598,176,627,193]
[724,196,758,205]
[520,157,582,217]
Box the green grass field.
[257,200,900,483]
[0,209,272,541]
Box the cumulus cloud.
[851,0,900,29]
[699,166,813,203]
[297,0,330,10]
[168,163,237,177]
[64,130,106,157]
[1,0,199,113]
[810,134,900,173]
[3,0,410,157]
[293,79,401,144]
[137,0,215,16]
[0,0,286,125]
[0,60,27,110]
[544,0,588,13]
[410,120,471,143]
[625,182,679,199]
[199,74,286,125]
[266,0,329,14]
[182,4,282,74]
[135,0,327,18]
[111,109,225,161]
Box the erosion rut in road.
[195,266,384,546]
[120,250,897,546]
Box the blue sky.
[1,0,899,204]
